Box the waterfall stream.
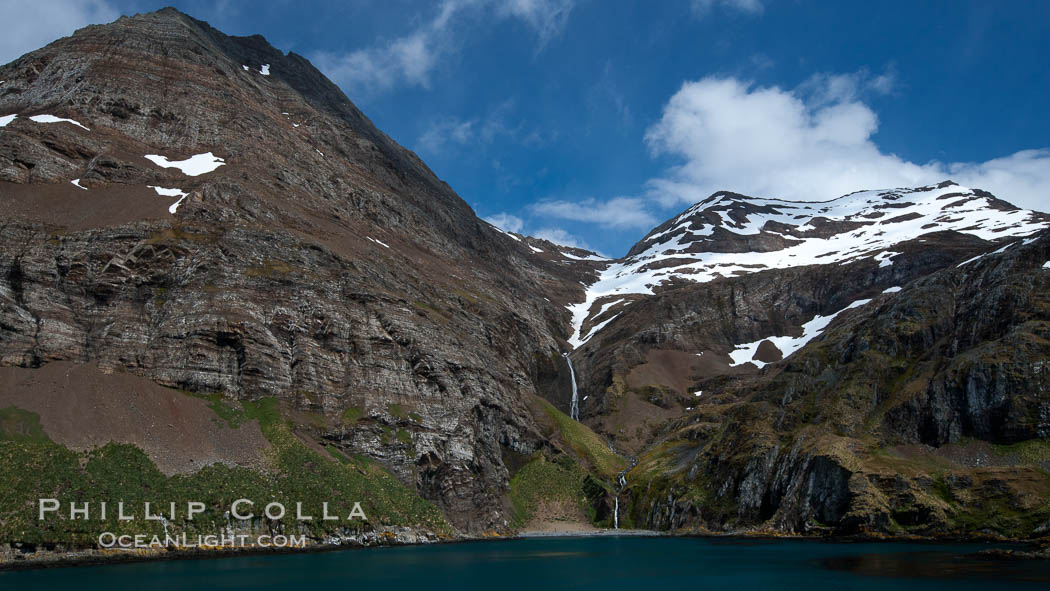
[562,352,580,421]
[613,457,637,530]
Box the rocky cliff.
[564,184,1050,537]
[0,7,597,535]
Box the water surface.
[3,536,1048,590]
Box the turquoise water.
[2,536,1049,590]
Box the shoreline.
[2,528,1045,572]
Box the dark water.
[3,536,1050,590]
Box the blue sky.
[3,1,1049,256]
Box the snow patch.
[144,152,225,176]
[367,237,390,249]
[29,114,89,130]
[729,298,872,368]
[242,65,250,71]
[1043,261,1050,269]
[260,64,270,76]
[0,114,15,127]
[148,186,189,214]
[874,251,900,268]
[528,245,544,254]
[957,241,1016,268]
[70,179,88,190]
[882,286,902,293]
[573,312,621,348]
[694,391,702,397]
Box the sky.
[2,0,1049,256]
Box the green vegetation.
[325,444,352,464]
[342,406,363,424]
[991,438,1050,467]
[0,398,451,546]
[243,258,294,278]
[536,398,626,478]
[508,456,587,528]
[186,392,248,429]
[0,406,49,443]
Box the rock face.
[565,183,1050,537]
[0,8,593,533]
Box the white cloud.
[0,0,118,65]
[532,227,591,250]
[644,74,1050,213]
[531,196,658,229]
[497,0,574,49]
[484,212,524,233]
[691,0,764,17]
[417,101,523,153]
[796,68,896,106]
[314,0,574,96]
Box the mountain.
[0,7,600,540]
[569,182,1049,348]
[564,182,1050,536]
[2,8,1049,561]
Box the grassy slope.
[506,397,626,529]
[0,398,451,546]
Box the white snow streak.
[29,114,89,130]
[144,152,225,176]
[148,186,189,214]
[728,298,872,368]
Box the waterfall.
[562,352,580,421]
[612,457,637,531]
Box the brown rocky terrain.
[0,7,596,535]
[0,361,269,474]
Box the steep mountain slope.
[567,183,1048,421]
[622,232,1050,536]
[0,8,595,535]
[562,183,1050,536]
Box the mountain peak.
[571,182,1050,348]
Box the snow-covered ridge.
[568,182,1049,347]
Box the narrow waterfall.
[612,458,636,531]
[562,352,580,421]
